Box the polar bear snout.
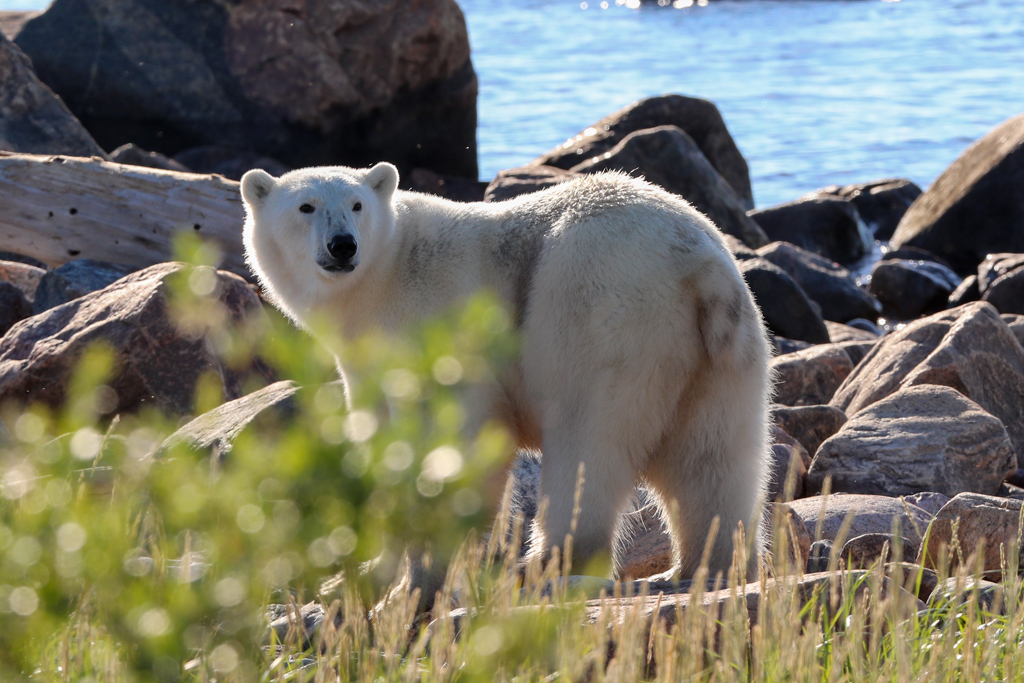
[320,233,359,273]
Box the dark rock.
[406,168,487,203]
[722,234,758,261]
[0,281,31,336]
[757,242,880,323]
[33,259,138,314]
[768,443,806,502]
[983,266,1024,316]
[919,493,1024,578]
[903,492,950,516]
[0,259,43,302]
[110,143,191,173]
[771,344,854,407]
[891,112,1024,276]
[0,31,105,157]
[16,0,477,179]
[0,11,38,40]
[977,253,1024,293]
[484,165,576,203]
[771,404,847,460]
[809,385,1016,497]
[787,493,933,546]
[773,337,814,356]
[868,258,961,320]
[0,262,276,416]
[927,577,1004,613]
[806,540,833,573]
[996,481,1024,501]
[845,318,884,336]
[748,194,870,266]
[772,425,811,468]
[826,321,879,343]
[1006,469,1024,489]
[1000,314,1024,348]
[739,258,830,344]
[817,178,922,241]
[881,246,954,271]
[571,126,768,248]
[532,94,754,209]
[831,302,1024,464]
[948,275,981,307]
[0,251,45,269]
[841,533,918,568]
[172,146,290,182]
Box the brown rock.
[810,385,1016,497]
[833,340,877,367]
[902,492,950,516]
[772,425,811,467]
[771,344,854,406]
[0,259,43,302]
[532,94,754,209]
[0,262,275,416]
[786,493,933,546]
[616,498,673,580]
[918,493,1024,577]
[771,404,847,459]
[891,113,1024,276]
[484,165,577,203]
[570,126,768,248]
[841,533,918,568]
[831,302,1024,463]
[767,443,806,502]
[769,502,812,571]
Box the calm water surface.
[5,0,1024,207]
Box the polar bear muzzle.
[320,233,358,273]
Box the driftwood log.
[0,152,248,277]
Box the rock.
[806,540,833,573]
[570,126,768,248]
[0,251,45,269]
[977,253,1024,292]
[1000,314,1024,348]
[996,481,1024,501]
[772,425,811,468]
[0,259,43,302]
[0,281,31,336]
[771,404,847,460]
[841,533,918,568]
[816,178,922,241]
[948,275,981,307]
[770,502,811,571]
[484,165,576,203]
[738,258,830,344]
[109,143,191,173]
[881,246,955,270]
[902,492,950,517]
[918,493,1024,577]
[927,577,1004,612]
[891,113,1024,276]
[833,340,877,367]
[16,0,477,179]
[826,321,879,343]
[773,336,813,356]
[845,318,884,336]
[888,563,939,602]
[33,259,137,314]
[757,242,880,324]
[0,11,38,40]
[0,32,105,158]
[809,385,1016,498]
[748,194,870,266]
[265,601,340,650]
[771,344,854,407]
[532,94,754,209]
[868,259,961,320]
[767,443,806,502]
[831,302,1024,463]
[982,266,1024,316]
[1006,469,1024,488]
[786,493,933,546]
[406,168,488,203]
[722,234,758,261]
[0,262,275,416]
[172,146,291,182]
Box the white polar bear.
[240,162,773,583]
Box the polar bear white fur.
[240,162,773,583]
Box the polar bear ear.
[240,169,277,208]
[365,162,399,200]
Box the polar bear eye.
[352,202,362,212]
[299,203,315,214]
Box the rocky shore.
[2,0,1024,648]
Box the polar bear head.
[240,163,400,286]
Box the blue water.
[6,0,1024,208]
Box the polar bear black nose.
[327,234,358,262]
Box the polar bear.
[240,162,773,586]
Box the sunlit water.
[5,0,1024,208]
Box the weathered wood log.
[0,152,248,277]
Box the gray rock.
[826,321,879,343]
[845,318,884,336]
[996,481,1024,500]
[771,344,854,407]
[809,385,1016,497]
[816,178,922,241]
[0,281,31,336]
[767,443,806,502]
[999,314,1024,348]
[33,259,137,314]
[0,251,45,269]
[0,259,43,302]
[748,194,870,266]
[484,165,577,203]
[109,143,191,173]
[868,258,961,320]
[757,242,880,323]
[927,577,1004,613]
[772,425,811,468]
[891,112,1024,276]
[769,502,811,571]
[570,126,768,248]
[902,492,950,517]
[771,404,848,460]
[786,493,933,546]
[983,266,1024,316]
[531,94,754,210]
[977,253,1024,293]
[841,533,918,568]
[0,31,105,157]
[833,340,877,367]
[806,540,833,573]
[773,336,814,356]
[739,258,830,344]
[918,493,1024,578]
[831,302,1024,464]
[948,275,981,307]
[881,246,955,270]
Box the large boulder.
[738,258,830,344]
[33,259,137,314]
[867,258,961,320]
[748,194,870,266]
[919,493,1024,577]
[484,165,576,203]
[15,0,477,179]
[816,179,922,241]
[891,112,1024,276]
[757,241,880,323]
[0,32,105,157]
[785,494,933,546]
[771,344,854,407]
[808,385,1016,497]
[0,262,275,417]
[770,404,848,460]
[0,259,44,302]
[532,94,754,209]
[830,302,1024,462]
[570,126,768,248]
